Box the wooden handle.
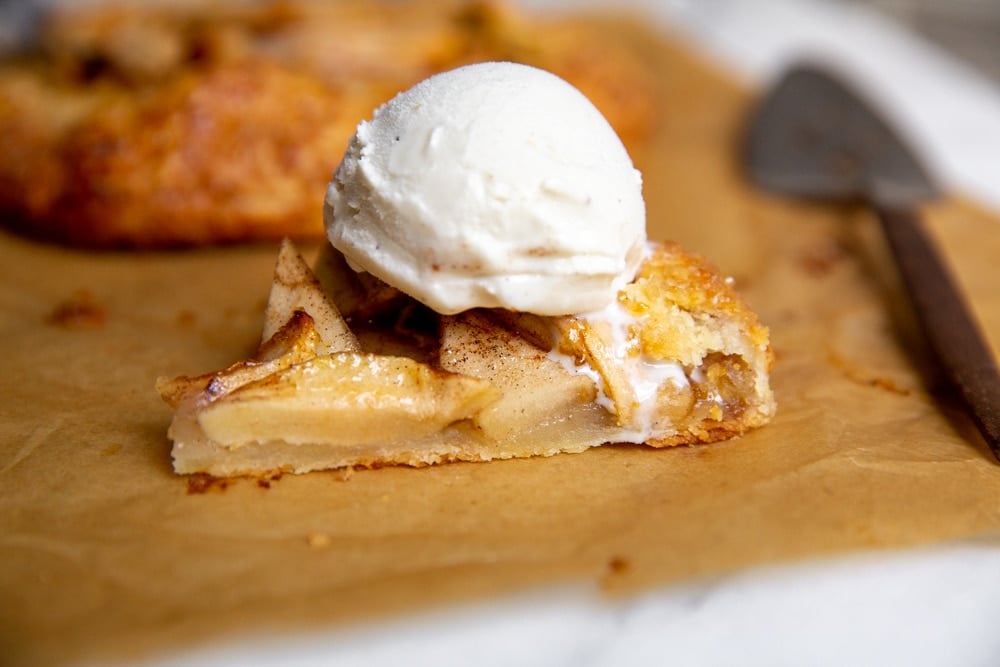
[878,207,1000,460]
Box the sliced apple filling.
[157,239,774,476]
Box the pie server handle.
[878,207,1000,460]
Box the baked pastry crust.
[0,0,656,247]
[157,240,775,476]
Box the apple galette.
[0,0,656,247]
[156,240,775,476]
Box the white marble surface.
[547,0,1000,213]
[140,2,1000,665]
[148,541,1000,666]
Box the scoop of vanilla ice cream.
[324,61,646,316]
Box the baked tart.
[0,0,656,247]
[156,239,774,476]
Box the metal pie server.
[744,64,1000,461]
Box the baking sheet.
[3,10,1000,667]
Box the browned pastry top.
[0,0,658,247]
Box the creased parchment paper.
[2,15,1000,667]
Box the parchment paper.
[3,15,1000,667]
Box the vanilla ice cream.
[323,61,646,316]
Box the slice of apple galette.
[157,240,775,477]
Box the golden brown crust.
[50,62,356,247]
[622,241,774,364]
[0,0,658,248]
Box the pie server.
[744,64,1000,461]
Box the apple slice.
[197,353,500,447]
[263,239,358,355]
[312,242,406,321]
[553,316,638,426]
[440,311,597,441]
[156,309,326,408]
